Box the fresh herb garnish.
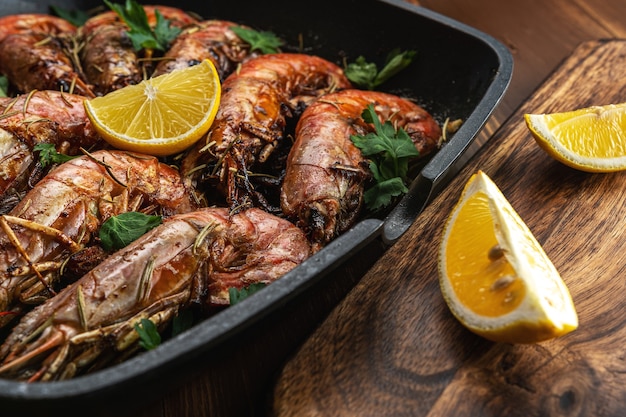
[350,104,420,211]
[0,75,8,97]
[228,282,267,305]
[49,5,90,26]
[99,212,162,252]
[33,143,77,167]
[134,318,161,350]
[230,26,283,54]
[345,49,416,90]
[104,0,181,52]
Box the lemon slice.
[525,103,626,172]
[84,59,221,156]
[438,170,578,343]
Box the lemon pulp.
[445,191,525,317]
[84,59,221,157]
[525,102,626,172]
[438,170,578,344]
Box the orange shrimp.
[280,89,442,250]
[0,90,104,212]
[181,52,352,210]
[80,5,198,95]
[0,14,94,96]
[0,207,310,381]
[152,20,257,80]
[0,150,197,329]
[0,14,75,41]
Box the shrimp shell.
[0,207,310,381]
[281,89,442,250]
[80,5,198,95]
[0,14,75,41]
[152,20,257,80]
[0,14,93,96]
[0,91,104,209]
[181,52,352,209]
[0,150,197,328]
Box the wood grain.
[271,39,626,417]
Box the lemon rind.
[525,104,626,172]
[84,59,221,157]
[438,171,578,343]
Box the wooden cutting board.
[270,39,626,417]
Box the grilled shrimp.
[80,5,198,95]
[0,14,93,96]
[152,20,257,79]
[0,14,75,40]
[0,90,104,212]
[181,53,352,210]
[281,89,442,250]
[0,207,310,381]
[0,150,197,329]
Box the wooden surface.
[85,1,626,416]
[271,38,626,417]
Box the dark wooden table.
[108,1,626,416]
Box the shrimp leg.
[0,207,310,381]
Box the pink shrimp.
[0,14,75,41]
[0,14,94,96]
[181,52,352,210]
[280,89,442,250]
[0,150,197,329]
[0,90,105,212]
[0,207,310,381]
[152,19,257,80]
[79,5,198,95]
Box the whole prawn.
[280,89,442,250]
[0,150,197,329]
[80,5,198,95]
[0,90,104,212]
[0,14,94,96]
[181,52,352,210]
[152,19,257,80]
[0,207,311,381]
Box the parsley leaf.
[0,75,8,97]
[104,0,181,51]
[134,318,161,350]
[345,49,416,90]
[49,5,90,26]
[33,143,77,167]
[230,26,283,54]
[99,212,162,252]
[228,282,267,305]
[351,104,420,211]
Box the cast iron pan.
[0,0,513,415]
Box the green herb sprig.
[134,318,161,350]
[345,49,416,90]
[228,282,267,305]
[0,75,8,97]
[33,143,77,167]
[350,104,420,211]
[99,212,162,252]
[104,0,181,52]
[49,5,90,26]
[230,26,283,54]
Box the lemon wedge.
[438,170,578,343]
[84,59,221,157]
[525,103,626,172]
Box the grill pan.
[0,1,513,415]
